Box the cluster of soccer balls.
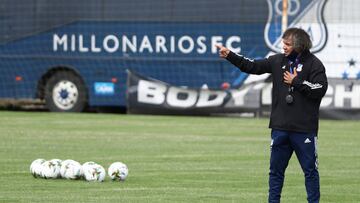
[30,159,128,182]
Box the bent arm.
[292,61,328,99]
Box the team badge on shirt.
[296,64,303,72]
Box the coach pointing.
[216,28,327,203]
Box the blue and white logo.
[94,82,115,95]
[264,0,328,53]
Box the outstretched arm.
[216,44,272,75]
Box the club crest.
[264,0,328,53]
[296,64,303,72]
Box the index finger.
[215,44,223,49]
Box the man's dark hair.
[282,28,312,53]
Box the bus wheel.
[45,71,87,112]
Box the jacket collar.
[285,50,311,63]
[298,50,311,63]
[286,50,299,62]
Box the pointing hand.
[215,44,230,58]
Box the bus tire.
[44,71,87,112]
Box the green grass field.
[0,111,359,202]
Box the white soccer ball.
[82,161,97,169]
[83,163,106,182]
[60,159,83,180]
[42,159,62,179]
[82,161,97,180]
[30,159,46,178]
[108,162,128,181]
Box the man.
[216,27,327,203]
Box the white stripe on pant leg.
[314,137,319,169]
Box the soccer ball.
[81,161,97,181]
[83,163,106,182]
[60,159,83,180]
[42,159,62,179]
[82,161,97,169]
[108,162,128,181]
[30,159,46,178]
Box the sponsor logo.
[137,78,360,109]
[137,80,227,108]
[94,82,114,95]
[260,80,360,108]
[320,82,360,108]
[130,72,360,111]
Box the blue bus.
[0,0,269,112]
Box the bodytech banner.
[127,70,264,115]
[127,71,360,119]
